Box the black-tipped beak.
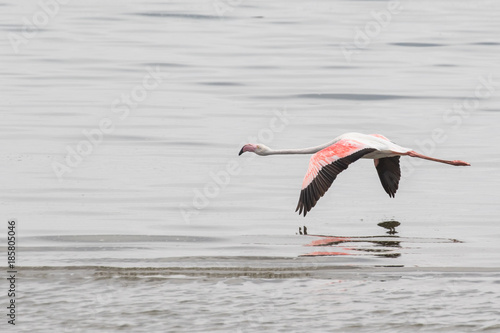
[238,147,244,156]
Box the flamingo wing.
[374,156,401,198]
[370,134,401,197]
[296,139,376,216]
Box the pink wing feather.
[296,139,376,216]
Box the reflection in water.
[301,221,402,258]
[297,226,309,235]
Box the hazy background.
[1,0,499,332]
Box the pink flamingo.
[239,132,470,216]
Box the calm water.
[1,0,500,332]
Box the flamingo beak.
[239,144,256,155]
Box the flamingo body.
[296,133,410,215]
[238,132,470,217]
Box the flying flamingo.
[239,132,470,216]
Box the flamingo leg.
[403,151,470,166]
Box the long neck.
[264,139,337,155]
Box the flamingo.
[238,132,470,216]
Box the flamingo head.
[238,144,270,156]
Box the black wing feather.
[295,148,376,217]
[375,156,401,198]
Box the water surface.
[1,0,500,332]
